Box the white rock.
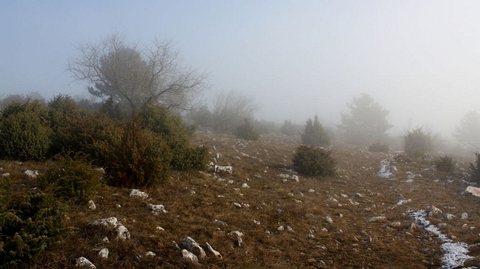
[242,183,250,188]
[291,175,300,182]
[2,172,10,177]
[182,249,199,263]
[277,225,285,231]
[148,204,167,214]
[76,257,96,268]
[308,189,315,193]
[156,226,165,231]
[286,225,294,232]
[368,216,386,222]
[466,186,480,197]
[214,165,233,174]
[325,216,333,224]
[145,251,156,257]
[233,202,242,208]
[129,189,148,199]
[24,170,39,179]
[98,248,109,259]
[102,237,109,243]
[461,213,468,220]
[182,237,206,259]
[229,231,244,247]
[445,214,455,220]
[426,205,443,216]
[89,217,119,229]
[253,220,261,225]
[88,200,96,210]
[115,225,131,240]
[206,242,223,259]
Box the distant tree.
[281,120,302,136]
[211,90,259,133]
[68,32,207,116]
[301,115,330,146]
[453,111,480,149]
[185,104,213,128]
[338,93,392,146]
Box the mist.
[2,1,480,140]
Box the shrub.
[404,128,433,158]
[38,155,102,204]
[434,155,456,173]
[301,115,330,146]
[235,118,260,141]
[293,145,335,177]
[368,140,389,153]
[0,100,51,161]
[103,116,171,187]
[139,104,208,171]
[469,152,480,183]
[0,189,69,267]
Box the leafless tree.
[212,90,259,133]
[68,33,207,114]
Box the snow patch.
[410,209,473,268]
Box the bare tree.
[212,90,259,133]
[68,33,207,114]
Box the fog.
[2,1,480,139]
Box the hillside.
[3,132,480,269]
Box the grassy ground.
[3,132,480,268]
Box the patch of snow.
[377,157,396,178]
[465,186,480,197]
[215,165,233,174]
[410,209,473,269]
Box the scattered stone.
[206,242,223,259]
[445,214,455,220]
[325,216,333,224]
[183,237,206,259]
[277,225,285,231]
[466,186,480,197]
[24,170,39,179]
[115,225,131,240]
[215,165,233,174]
[213,219,228,226]
[2,172,10,177]
[308,189,315,193]
[148,204,167,215]
[88,200,96,210]
[76,257,96,268]
[461,213,468,220]
[129,189,148,199]
[233,202,242,208]
[426,205,442,216]
[397,199,411,205]
[182,249,199,263]
[89,217,120,229]
[368,216,386,222]
[253,220,261,225]
[145,251,156,258]
[98,248,109,259]
[229,231,244,247]
[102,237,109,243]
[390,221,402,228]
[340,194,348,198]
[286,225,294,232]
[242,183,250,188]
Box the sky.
[1,0,480,139]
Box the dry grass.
[3,132,480,268]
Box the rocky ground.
[4,132,480,268]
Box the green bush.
[293,145,335,177]
[434,155,456,173]
[469,152,480,183]
[0,189,69,267]
[301,116,330,146]
[103,116,171,187]
[139,104,208,171]
[235,118,260,141]
[368,140,389,153]
[38,156,102,204]
[404,128,433,158]
[0,100,51,161]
